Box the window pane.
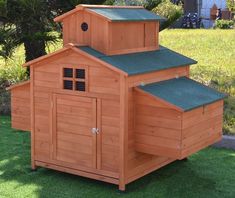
[63,68,73,78]
[75,81,85,91]
[75,69,85,79]
[64,80,73,90]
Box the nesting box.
[8,5,226,191]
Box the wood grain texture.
[133,88,224,159]
[10,81,30,131]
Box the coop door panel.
[53,94,97,169]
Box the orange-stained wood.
[10,81,31,132]
[133,88,224,159]
[9,4,226,191]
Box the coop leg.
[31,160,37,171]
[119,183,126,191]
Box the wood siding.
[10,82,30,131]
[61,11,159,55]
[134,90,223,159]
[127,87,174,183]
[32,49,121,177]
[62,10,92,46]
[181,100,223,158]
[128,66,189,87]
[108,21,158,55]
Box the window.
[62,67,87,92]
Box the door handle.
[91,128,99,134]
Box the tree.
[152,0,183,31]
[226,0,235,12]
[0,0,106,62]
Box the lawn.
[0,116,235,198]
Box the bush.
[215,20,234,29]
[152,0,183,31]
[0,59,28,115]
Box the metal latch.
[91,128,99,134]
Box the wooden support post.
[119,74,128,191]
[30,67,36,170]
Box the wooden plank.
[31,67,35,169]
[135,134,180,149]
[182,123,222,149]
[57,122,91,136]
[35,161,119,185]
[56,149,93,168]
[92,98,97,169]
[136,104,181,120]
[181,133,222,159]
[119,74,128,191]
[102,133,119,146]
[56,104,91,118]
[183,100,224,119]
[97,99,102,170]
[135,124,181,140]
[90,15,108,53]
[102,116,120,127]
[136,115,182,130]
[135,143,180,159]
[57,140,92,155]
[34,80,59,89]
[12,121,30,131]
[57,131,92,145]
[128,66,188,87]
[182,108,223,129]
[182,114,223,138]
[57,114,92,127]
[144,22,157,47]
[34,71,59,82]
[127,158,174,184]
[11,107,30,117]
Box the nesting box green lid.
[138,77,226,111]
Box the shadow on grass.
[0,116,235,198]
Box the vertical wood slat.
[119,75,128,191]
[31,67,36,169]
[52,94,57,160]
[96,99,102,170]
[92,98,97,169]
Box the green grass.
[0,116,235,198]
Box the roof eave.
[6,80,30,91]
[54,4,146,22]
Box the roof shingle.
[88,8,164,21]
[78,46,197,76]
[138,77,226,111]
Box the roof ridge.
[77,4,144,9]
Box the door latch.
[91,128,99,134]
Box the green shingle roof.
[88,8,164,21]
[138,77,226,111]
[78,46,197,76]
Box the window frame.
[61,66,88,92]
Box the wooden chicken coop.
[8,4,226,191]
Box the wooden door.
[52,94,97,169]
